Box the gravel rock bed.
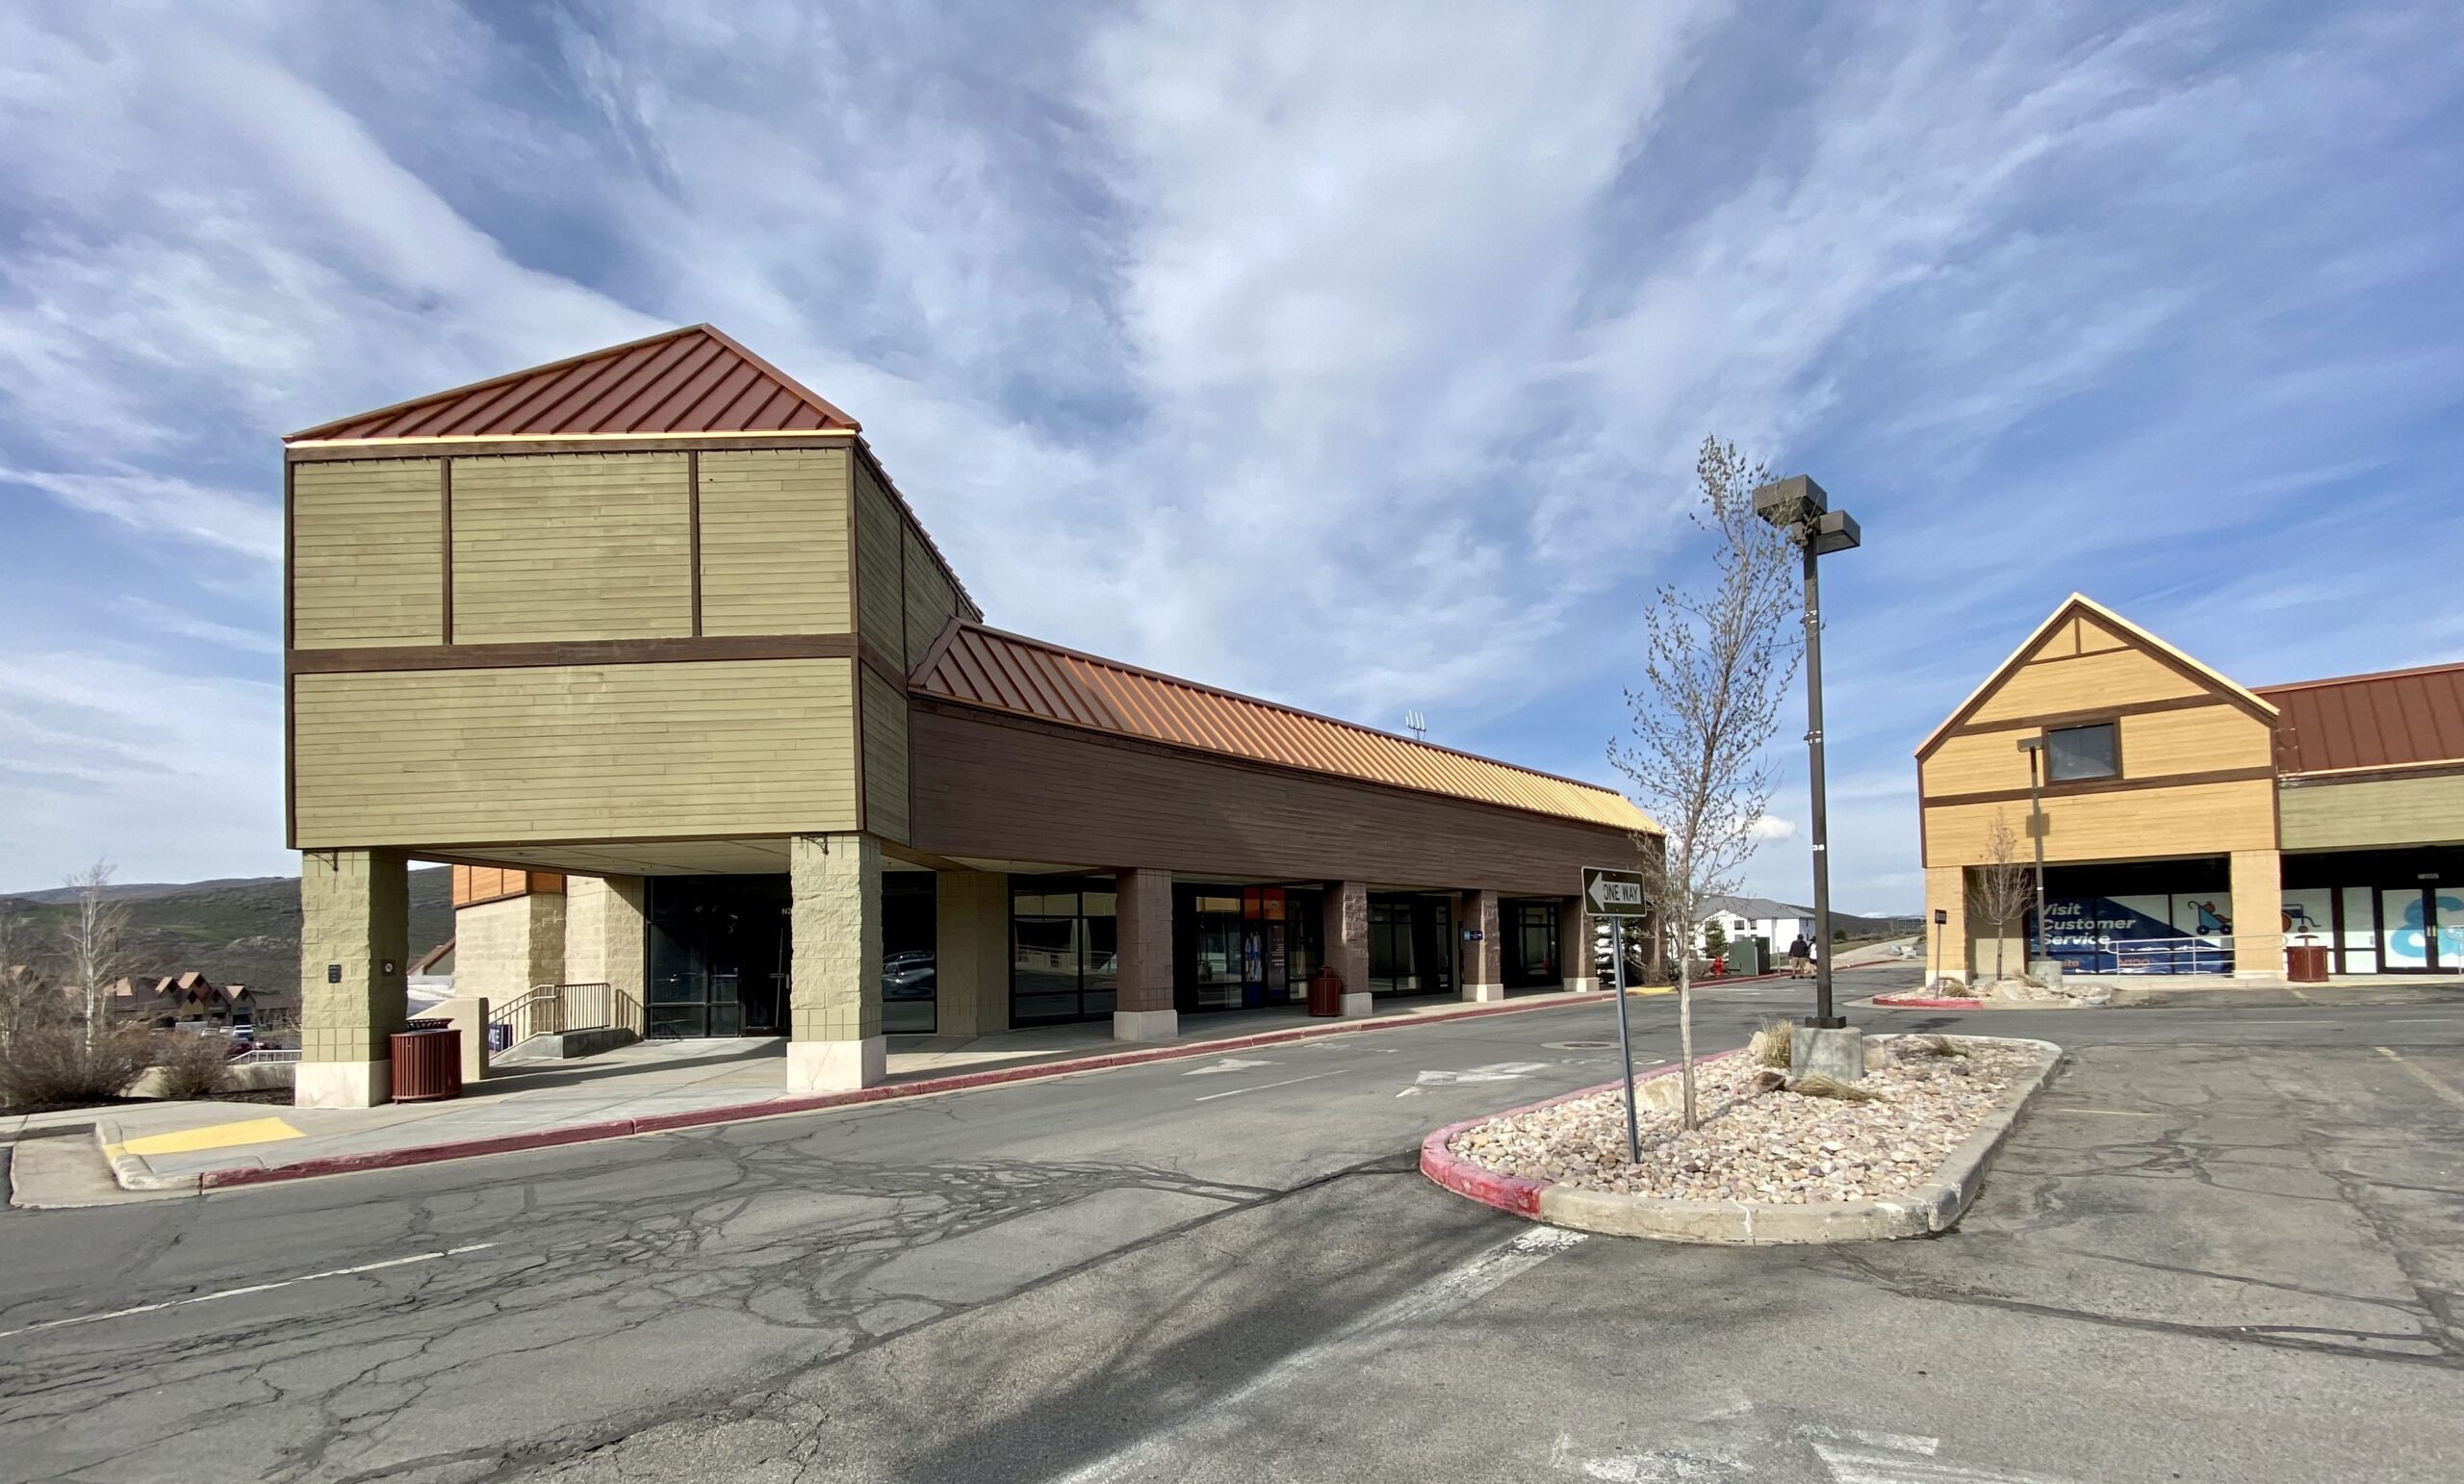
[1448,1036,2034,1203]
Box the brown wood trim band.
[283,631,911,681]
[2280,759,2464,788]
[440,458,455,644]
[1943,693,2229,738]
[686,449,703,638]
[283,434,852,464]
[1922,764,2276,809]
[289,634,860,674]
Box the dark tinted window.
[2045,722,2118,781]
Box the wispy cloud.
[0,2,2458,902]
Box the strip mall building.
[284,325,1656,1107]
[1919,595,2464,981]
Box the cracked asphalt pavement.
[3,973,2461,1482]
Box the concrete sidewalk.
[50,985,1670,1196]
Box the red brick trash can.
[390,1020,464,1102]
[1306,966,1345,1017]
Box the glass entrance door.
[2381,887,2464,972]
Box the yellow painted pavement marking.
[2376,1046,2464,1109]
[114,1116,303,1158]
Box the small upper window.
[2045,722,2119,782]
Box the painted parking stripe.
[0,1243,498,1341]
[2377,1046,2464,1107]
[1193,1070,1346,1102]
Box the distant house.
[109,971,235,1028]
[1696,896,1819,955]
[230,985,299,1034]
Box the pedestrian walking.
[1786,933,1811,978]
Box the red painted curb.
[193,987,1670,1190]
[1871,994,1984,1010]
[1417,1049,1746,1219]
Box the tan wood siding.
[1923,778,2276,865]
[1922,704,2272,799]
[449,453,691,643]
[697,448,852,635]
[1967,646,2209,724]
[861,668,911,843]
[910,704,1648,896]
[293,459,442,648]
[2280,774,2464,851]
[854,461,905,666]
[902,525,962,665]
[294,658,857,847]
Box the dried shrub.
[0,1023,153,1113]
[1754,1016,1793,1069]
[1788,1072,1881,1103]
[1896,1033,1968,1061]
[149,1033,233,1099]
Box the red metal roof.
[911,623,1655,831]
[286,324,860,442]
[2256,660,2464,775]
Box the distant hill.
[1837,911,1923,938]
[5,875,293,906]
[0,867,454,993]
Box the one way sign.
[1582,865,1649,918]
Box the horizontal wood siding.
[294,658,858,847]
[2280,774,2464,851]
[293,459,442,648]
[1922,703,2272,799]
[861,668,911,843]
[910,704,1648,896]
[1924,778,2276,866]
[698,448,852,635]
[450,452,691,643]
[903,526,962,667]
[1967,645,2209,724]
[854,460,905,667]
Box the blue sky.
[3,2,2460,908]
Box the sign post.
[1583,866,1651,1163]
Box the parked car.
[883,951,937,1000]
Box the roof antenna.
[1404,709,1427,742]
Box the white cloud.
[1749,814,1797,841]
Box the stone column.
[296,848,410,1109]
[788,832,884,1090]
[1924,864,1967,986]
[564,875,648,1035]
[1559,897,1598,993]
[454,890,567,1007]
[934,868,1010,1036]
[1324,882,1373,1016]
[1458,889,1502,1002]
[2231,849,2285,979]
[1113,868,1176,1041]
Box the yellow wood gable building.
[1918,595,2464,982]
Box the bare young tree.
[59,859,130,1051]
[1610,436,1802,1131]
[1967,812,2034,986]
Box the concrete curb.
[93,1119,200,1193]
[156,985,1661,1191]
[1422,1036,2065,1244]
[1870,993,1985,1010]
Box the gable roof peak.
[285,323,861,444]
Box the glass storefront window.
[883,873,937,1035]
[645,876,791,1038]
[1368,894,1454,997]
[1011,876,1119,1026]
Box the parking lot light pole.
[1750,475,1860,1030]
[2016,736,2049,962]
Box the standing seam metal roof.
[2256,661,2464,775]
[284,324,860,442]
[911,622,1656,832]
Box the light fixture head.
[1809,507,1861,555]
[1751,474,1829,528]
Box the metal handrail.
[229,1047,301,1065]
[487,982,638,1052]
[2057,934,2236,975]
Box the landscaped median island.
[1422,1032,2063,1243]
